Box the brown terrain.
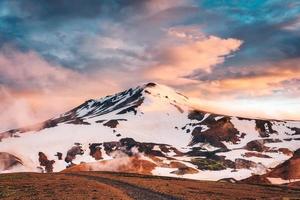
[1,172,300,200]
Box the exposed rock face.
[0,152,22,171]
[241,149,300,184]
[145,82,157,87]
[235,158,257,169]
[103,120,119,128]
[245,140,268,152]
[291,127,300,135]
[190,117,240,149]
[38,152,55,173]
[65,144,84,163]
[89,143,103,160]
[244,152,271,158]
[92,138,182,158]
[188,110,206,121]
[67,118,90,125]
[278,148,293,156]
[55,152,63,160]
[103,119,127,128]
[267,149,300,180]
[1,83,300,183]
[255,120,277,137]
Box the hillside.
[1,83,300,183]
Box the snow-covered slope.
[1,83,300,182]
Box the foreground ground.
[0,172,300,200]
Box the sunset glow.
[1,0,300,131]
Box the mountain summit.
[1,83,300,184]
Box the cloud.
[144,28,242,84]
[0,46,76,91]
[186,58,300,98]
[0,0,299,126]
[0,47,130,131]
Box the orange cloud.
[144,34,242,84]
[195,59,300,98]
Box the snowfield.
[0,83,300,183]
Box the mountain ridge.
[0,82,300,184]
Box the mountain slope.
[1,83,300,182]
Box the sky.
[1,0,300,131]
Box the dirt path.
[68,173,181,200]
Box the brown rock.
[245,140,268,152]
[278,148,293,156]
[244,152,271,158]
[65,145,84,163]
[235,158,257,169]
[38,152,55,173]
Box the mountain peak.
[144,82,157,88]
[1,82,300,185]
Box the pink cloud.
[0,47,76,91]
[0,47,127,131]
[144,29,243,84]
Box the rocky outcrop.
[103,119,127,128]
[255,120,277,138]
[55,152,63,160]
[190,117,240,149]
[245,140,269,152]
[67,118,90,125]
[65,144,84,163]
[240,149,300,184]
[244,152,271,158]
[267,148,300,180]
[278,148,293,156]
[235,158,257,169]
[38,152,55,173]
[89,143,103,160]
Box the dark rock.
[291,127,300,135]
[103,119,127,128]
[89,143,103,160]
[66,118,90,125]
[65,145,84,163]
[188,110,205,121]
[145,82,157,87]
[55,152,63,160]
[190,117,240,149]
[38,152,55,173]
[255,120,277,137]
[245,140,269,152]
[95,120,106,123]
[103,120,119,128]
[235,158,257,169]
[244,152,271,158]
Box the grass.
[190,158,226,170]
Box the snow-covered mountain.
[1,82,300,183]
